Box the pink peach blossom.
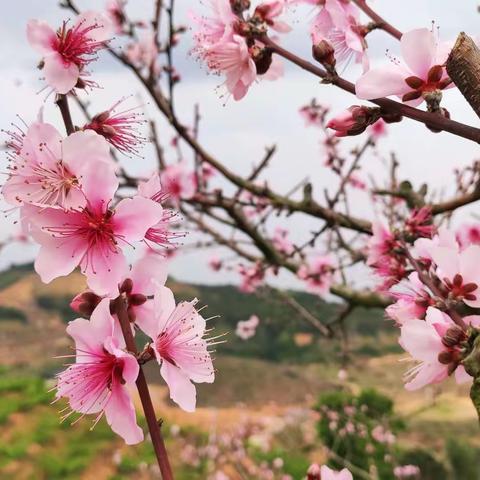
[26,162,163,295]
[161,163,197,202]
[56,299,143,444]
[3,124,112,211]
[140,286,215,412]
[106,0,127,34]
[310,0,368,69]
[83,98,147,155]
[253,1,292,33]
[137,173,184,251]
[298,255,335,296]
[356,28,452,106]
[27,12,112,93]
[272,227,294,255]
[238,262,265,292]
[399,307,471,390]
[236,314,260,340]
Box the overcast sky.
[1,1,480,290]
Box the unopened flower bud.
[438,350,455,365]
[442,325,465,348]
[250,46,273,75]
[70,291,102,317]
[230,0,250,14]
[327,106,380,137]
[129,293,148,307]
[307,463,321,480]
[119,278,133,295]
[312,40,336,72]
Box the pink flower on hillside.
[310,0,368,69]
[272,227,294,255]
[298,255,335,296]
[236,314,260,340]
[456,223,480,249]
[139,286,215,412]
[3,124,112,210]
[394,465,421,479]
[138,173,184,250]
[356,28,452,106]
[307,464,352,480]
[27,12,112,93]
[399,307,472,391]
[56,299,143,444]
[26,161,163,295]
[83,98,147,155]
[160,163,197,202]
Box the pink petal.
[430,246,460,280]
[66,318,104,359]
[405,362,446,391]
[113,197,164,242]
[26,20,56,55]
[152,286,176,336]
[83,246,128,296]
[320,465,353,480]
[399,318,443,362]
[132,300,157,338]
[138,173,162,199]
[160,360,196,412]
[81,160,118,214]
[459,245,480,284]
[355,65,411,100]
[22,122,63,168]
[104,381,144,444]
[43,53,79,94]
[400,28,436,78]
[62,130,112,173]
[130,252,169,296]
[33,229,87,283]
[76,10,113,42]
[89,298,116,339]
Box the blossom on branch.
[356,28,452,106]
[27,11,113,93]
[25,161,164,295]
[138,286,215,412]
[298,255,335,297]
[55,299,143,444]
[3,124,112,211]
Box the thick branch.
[55,94,74,135]
[446,32,480,120]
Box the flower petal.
[355,65,411,100]
[26,20,56,55]
[160,360,196,412]
[401,28,436,78]
[44,53,79,94]
[113,197,164,242]
[105,381,144,444]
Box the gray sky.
[1,1,480,289]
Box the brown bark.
[446,32,480,120]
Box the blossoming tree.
[3,0,480,478]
